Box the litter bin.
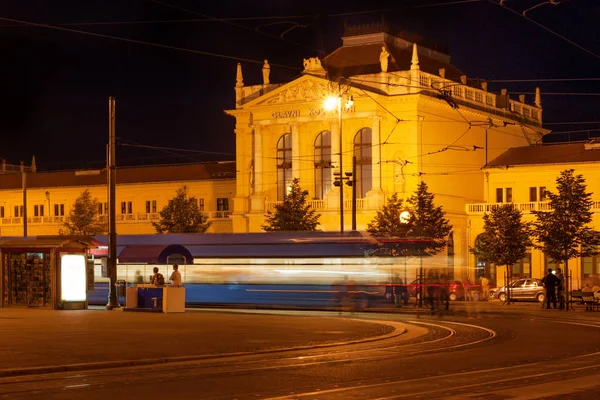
[115,280,127,298]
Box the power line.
[0,15,316,28]
[544,121,600,125]
[486,77,600,83]
[511,92,600,96]
[329,0,485,17]
[487,0,600,61]
[149,0,316,52]
[0,16,299,70]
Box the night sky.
[1,0,598,170]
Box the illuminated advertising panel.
[61,254,87,302]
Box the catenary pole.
[106,96,119,310]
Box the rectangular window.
[55,204,65,216]
[127,201,132,214]
[34,205,44,217]
[121,202,126,214]
[495,188,503,203]
[529,187,537,202]
[145,200,157,213]
[14,206,24,217]
[98,204,103,215]
[540,186,547,201]
[582,256,594,277]
[217,198,229,211]
[0,206,4,218]
[506,188,513,203]
[198,198,204,212]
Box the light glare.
[323,96,338,111]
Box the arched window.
[474,234,494,284]
[447,232,455,279]
[353,128,372,198]
[276,133,292,201]
[314,130,331,200]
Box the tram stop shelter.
[0,237,97,310]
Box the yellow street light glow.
[323,96,339,111]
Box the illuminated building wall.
[0,163,236,236]
[226,24,542,280]
[466,143,600,288]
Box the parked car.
[490,278,546,302]
[408,279,465,301]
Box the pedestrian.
[541,268,560,309]
[439,273,450,311]
[480,276,490,301]
[555,268,565,310]
[169,264,182,288]
[392,274,403,308]
[463,277,473,301]
[150,267,165,287]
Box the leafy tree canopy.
[262,178,320,231]
[532,169,600,263]
[471,203,532,267]
[367,182,452,257]
[61,189,107,235]
[152,186,211,233]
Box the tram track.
[0,319,495,397]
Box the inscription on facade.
[270,106,356,119]
[272,110,300,118]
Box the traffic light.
[344,171,353,186]
[333,171,341,187]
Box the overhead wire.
[0,16,299,69]
[487,0,600,61]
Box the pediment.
[245,75,333,108]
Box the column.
[249,125,266,215]
[253,126,263,194]
[366,116,385,210]
[371,116,382,191]
[291,123,300,179]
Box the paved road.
[0,303,599,399]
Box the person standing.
[480,276,490,301]
[541,268,560,309]
[169,264,182,288]
[555,268,565,310]
[463,277,473,302]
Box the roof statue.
[411,43,419,70]
[262,60,270,85]
[302,57,325,73]
[535,87,542,108]
[379,46,390,73]
[236,63,243,88]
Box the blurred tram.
[87,232,436,308]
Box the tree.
[532,169,600,309]
[367,183,452,256]
[152,186,211,233]
[61,189,107,235]
[367,193,412,256]
[470,204,532,303]
[262,178,320,231]
[367,182,451,306]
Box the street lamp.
[323,94,354,234]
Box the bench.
[570,291,600,311]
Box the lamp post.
[324,94,353,234]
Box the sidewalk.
[0,307,398,377]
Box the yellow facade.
[225,29,542,280]
[0,164,236,236]
[2,27,562,285]
[466,145,600,289]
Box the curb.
[0,319,406,379]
